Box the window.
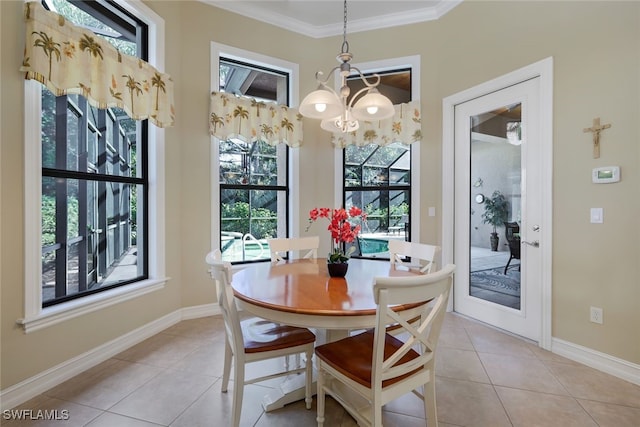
[344,141,411,256]
[218,136,288,263]
[39,0,147,306]
[22,0,165,331]
[40,95,145,306]
[211,45,299,264]
[341,64,419,259]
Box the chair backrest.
[388,240,440,273]
[503,222,521,259]
[206,257,244,357]
[205,249,222,264]
[504,222,520,241]
[372,264,455,387]
[268,236,319,262]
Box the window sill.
[16,278,169,333]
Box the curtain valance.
[329,101,422,148]
[20,1,175,128]
[209,91,303,147]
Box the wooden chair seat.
[315,330,423,388]
[241,318,316,353]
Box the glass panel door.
[453,77,542,341]
[469,104,522,309]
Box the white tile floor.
[4,313,640,426]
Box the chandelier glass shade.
[299,0,395,133]
[298,83,343,119]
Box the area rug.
[470,267,521,297]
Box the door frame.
[442,57,554,350]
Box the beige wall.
[1,0,638,392]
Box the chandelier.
[299,0,395,133]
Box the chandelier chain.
[342,0,349,54]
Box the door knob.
[522,240,539,247]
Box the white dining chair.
[268,236,319,262]
[267,236,319,369]
[315,264,455,427]
[206,257,315,427]
[388,239,440,273]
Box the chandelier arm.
[347,86,376,110]
[346,71,384,110]
[350,67,382,88]
[315,67,341,88]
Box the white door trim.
[442,57,554,349]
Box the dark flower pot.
[327,262,349,278]
[490,233,499,251]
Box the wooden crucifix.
[583,117,611,159]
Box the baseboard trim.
[3,309,636,411]
[182,303,220,320]
[0,305,220,411]
[552,337,640,386]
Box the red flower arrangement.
[307,206,367,263]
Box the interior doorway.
[442,58,554,348]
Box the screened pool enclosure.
[218,139,412,262]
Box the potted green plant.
[481,190,510,251]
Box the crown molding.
[202,1,463,38]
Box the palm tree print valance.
[210,91,303,147]
[330,101,422,148]
[20,1,175,128]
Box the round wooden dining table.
[230,257,427,411]
[231,257,425,333]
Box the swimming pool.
[221,234,394,261]
[221,235,269,262]
[359,237,389,255]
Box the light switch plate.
[590,208,603,223]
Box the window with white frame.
[211,46,299,264]
[22,0,165,330]
[340,62,420,259]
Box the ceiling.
[211,1,460,101]
[200,1,463,38]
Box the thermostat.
[592,166,620,183]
